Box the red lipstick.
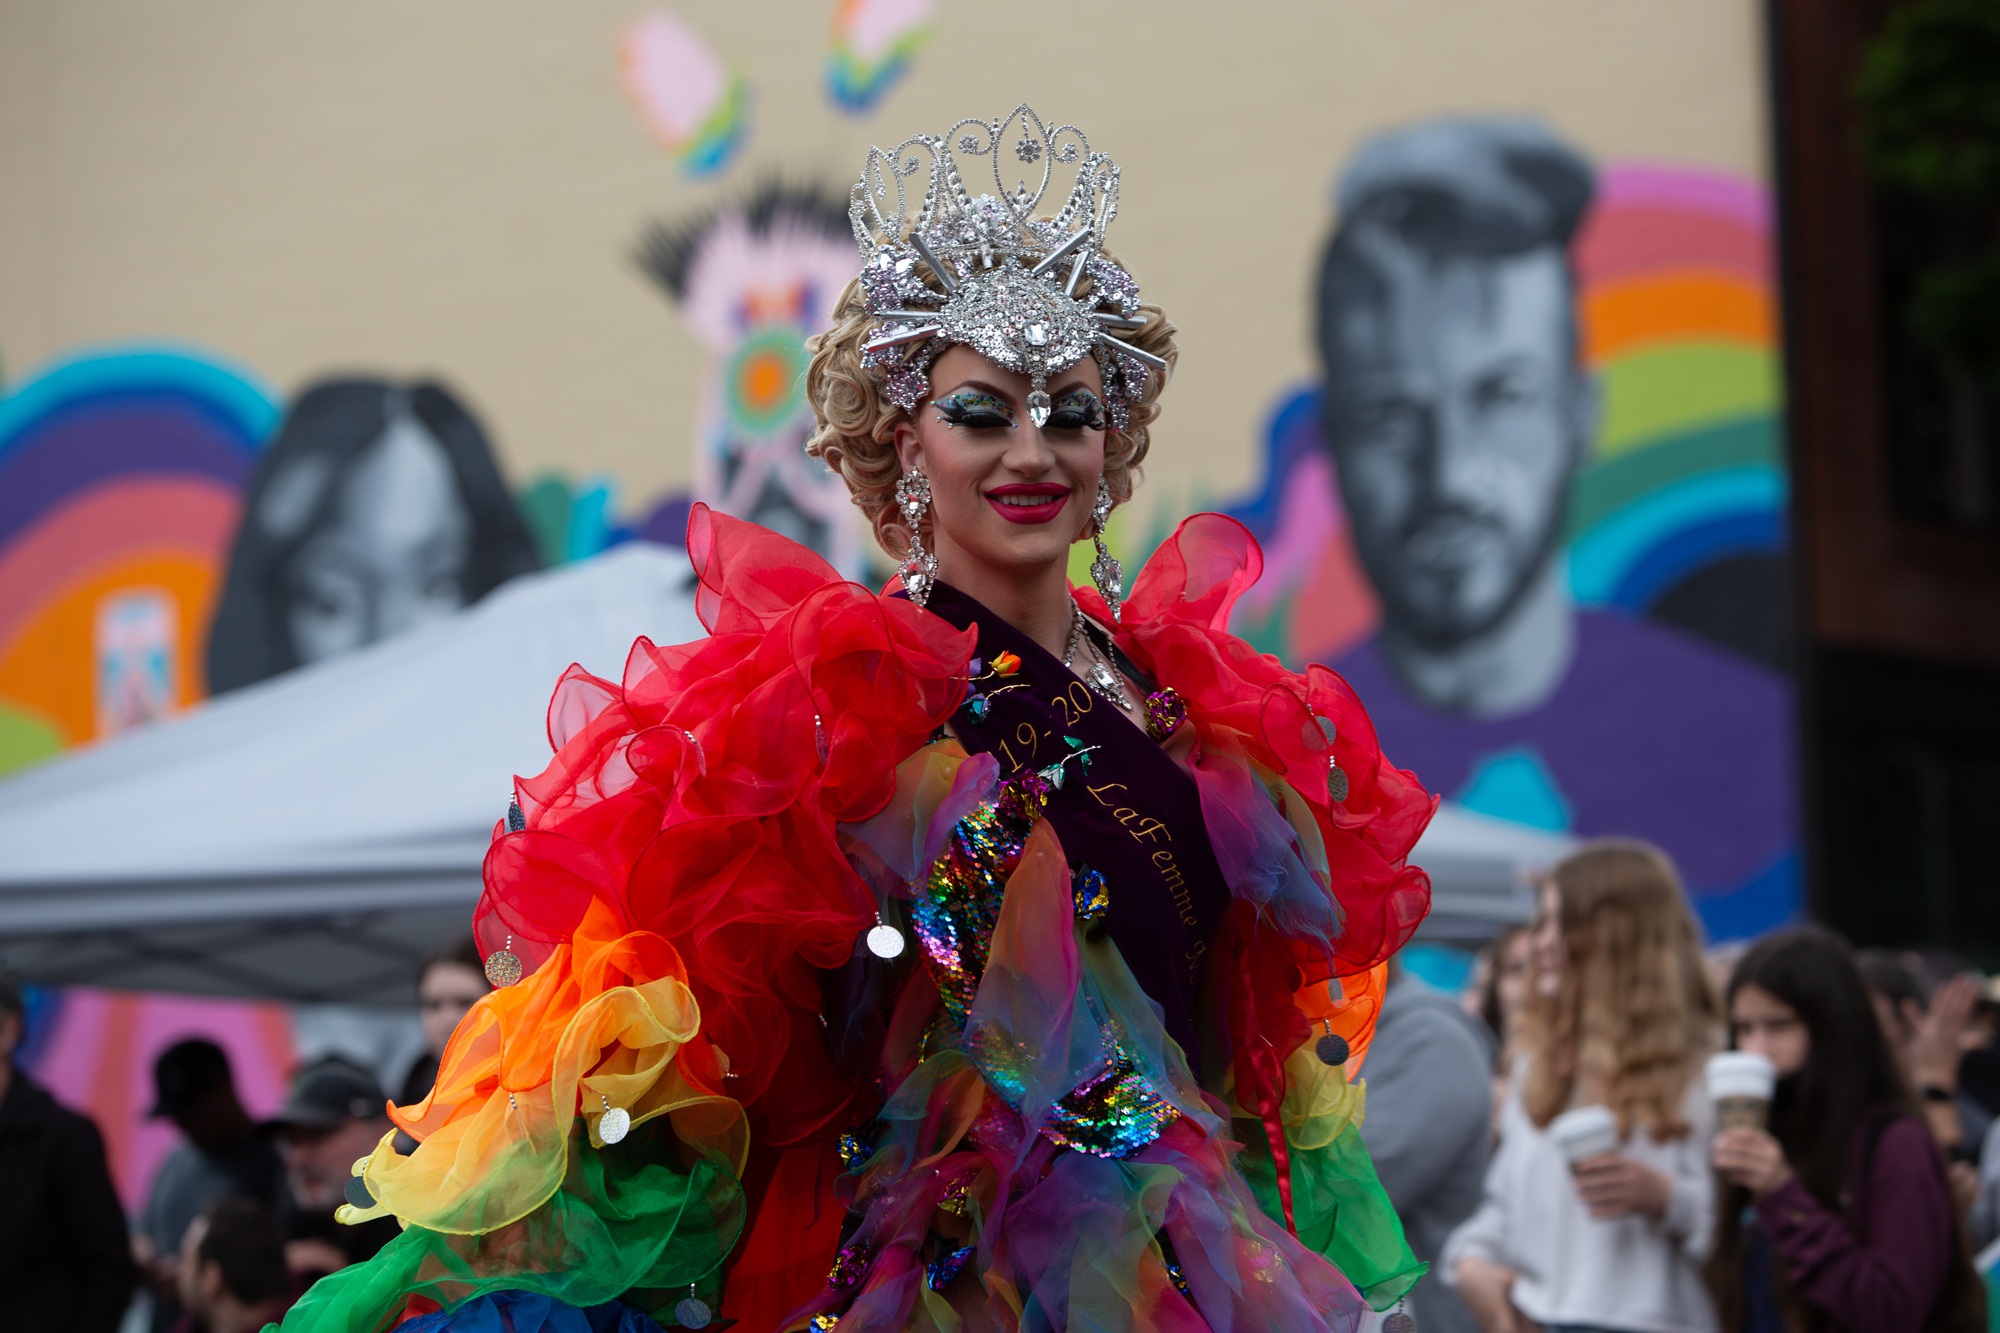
[984,482,1071,525]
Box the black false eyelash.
[933,390,1015,428]
[1047,389,1106,431]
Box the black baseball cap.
[150,1039,235,1119]
[265,1057,387,1130]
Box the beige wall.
[0,0,1770,513]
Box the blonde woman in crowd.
[1444,840,1723,1333]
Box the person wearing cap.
[173,1198,295,1333]
[138,1038,286,1333]
[268,1057,400,1280]
[0,974,137,1333]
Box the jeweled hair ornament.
[849,104,1165,430]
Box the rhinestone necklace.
[1063,603,1132,711]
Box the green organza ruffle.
[1235,1116,1425,1312]
[273,1120,744,1333]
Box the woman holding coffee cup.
[1443,840,1722,1333]
[1704,928,1982,1332]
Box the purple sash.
[921,582,1231,1075]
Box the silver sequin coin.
[867,924,906,959]
[483,949,523,988]
[1315,1033,1350,1066]
[675,1297,712,1329]
[598,1106,630,1145]
[343,1175,377,1208]
[1326,763,1350,804]
[1382,1314,1416,1333]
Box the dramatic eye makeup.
[1045,386,1106,432]
[933,389,1015,429]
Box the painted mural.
[205,380,542,694]
[634,183,864,577]
[619,9,752,179]
[0,347,279,777]
[1224,117,1793,941]
[825,0,934,113]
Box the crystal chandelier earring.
[895,467,939,609]
[1089,476,1123,622]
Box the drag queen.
[284,107,1436,1333]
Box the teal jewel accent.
[1036,738,1102,790]
[961,693,991,722]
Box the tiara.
[848,104,1165,429]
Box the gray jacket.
[1359,976,1497,1333]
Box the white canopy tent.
[0,546,705,1002]
[0,545,1560,1003]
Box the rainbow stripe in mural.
[0,345,278,777]
[1566,165,1783,612]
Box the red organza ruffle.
[472,504,976,1146]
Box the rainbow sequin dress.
[275,506,1435,1333]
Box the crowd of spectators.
[0,936,487,1333]
[1361,838,1991,1333]
[8,858,2000,1332]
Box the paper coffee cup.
[1706,1051,1776,1131]
[1548,1104,1621,1165]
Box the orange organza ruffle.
[347,903,740,1235]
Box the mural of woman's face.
[285,414,472,664]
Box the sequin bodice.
[912,800,1178,1159]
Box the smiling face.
[892,344,1107,580]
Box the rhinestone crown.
[849,104,1164,429]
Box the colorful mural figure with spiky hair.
[636,184,866,577]
[1227,119,1795,942]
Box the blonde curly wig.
[804,240,1177,562]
